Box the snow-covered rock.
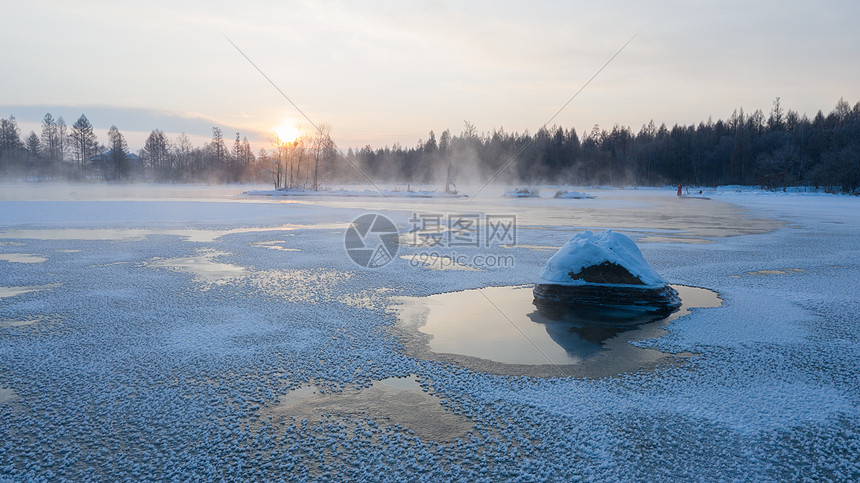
[553,190,594,199]
[533,230,680,316]
[504,187,539,198]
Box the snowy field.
[1,183,859,480]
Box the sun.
[274,124,301,144]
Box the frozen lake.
[1,183,858,480]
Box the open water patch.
[0,253,48,263]
[638,235,714,244]
[0,284,61,299]
[748,268,804,276]
[145,249,247,285]
[0,222,347,243]
[1,317,46,328]
[0,387,19,404]
[392,285,720,378]
[250,240,300,252]
[262,375,473,442]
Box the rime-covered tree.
[241,136,254,180]
[41,114,65,169]
[40,114,56,151]
[24,131,42,175]
[172,133,193,180]
[107,126,129,180]
[310,123,335,190]
[242,137,254,163]
[56,117,67,162]
[70,114,98,175]
[25,131,41,160]
[209,127,227,175]
[439,129,451,155]
[231,132,243,182]
[143,129,170,181]
[0,116,23,171]
[768,97,785,131]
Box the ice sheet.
[1,184,858,480]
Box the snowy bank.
[553,190,594,199]
[244,187,468,198]
[504,187,540,198]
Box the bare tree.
[40,114,62,173]
[69,114,98,176]
[310,123,334,191]
[231,132,243,182]
[144,129,170,181]
[172,133,193,181]
[288,137,305,189]
[210,127,227,178]
[241,136,254,180]
[0,116,23,174]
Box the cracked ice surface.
[0,185,858,481]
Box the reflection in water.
[531,305,662,346]
[501,244,561,251]
[263,375,473,442]
[0,387,19,404]
[0,284,61,299]
[395,285,720,367]
[0,253,48,263]
[638,236,714,244]
[748,268,803,276]
[1,318,44,328]
[146,249,247,285]
[250,240,300,252]
[0,223,346,243]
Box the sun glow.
[274,124,301,144]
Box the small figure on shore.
[677,184,683,197]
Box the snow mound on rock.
[538,230,667,288]
[553,190,594,199]
[504,187,540,198]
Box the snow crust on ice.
[538,230,667,287]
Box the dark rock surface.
[533,283,681,318]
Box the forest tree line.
[351,97,860,193]
[1,98,859,192]
[0,113,269,184]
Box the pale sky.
[1,0,858,152]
